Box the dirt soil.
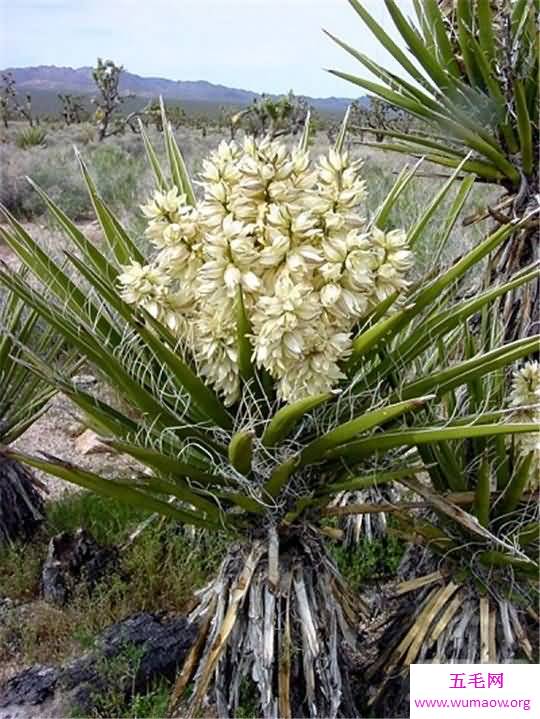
[12,390,139,501]
[2,226,138,500]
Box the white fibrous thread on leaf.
[118,138,413,405]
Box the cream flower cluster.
[118,137,413,404]
[510,361,540,487]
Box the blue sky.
[0,0,415,98]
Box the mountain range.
[1,65,362,114]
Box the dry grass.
[0,492,227,674]
[0,120,496,273]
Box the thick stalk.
[362,546,538,717]
[169,526,364,719]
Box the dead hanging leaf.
[489,605,497,662]
[268,525,279,592]
[294,567,320,656]
[429,593,463,649]
[186,541,265,718]
[395,571,444,596]
[369,581,459,706]
[369,585,441,691]
[403,581,460,666]
[509,604,533,661]
[278,572,292,719]
[480,596,490,664]
[168,595,216,717]
[398,477,500,542]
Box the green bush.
[15,127,47,149]
[89,143,144,211]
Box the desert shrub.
[0,139,148,221]
[88,143,144,211]
[0,143,89,219]
[71,122,96,145]
[0,492,226,669]
[15,126,47,150]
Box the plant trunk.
[169,526,365,719]
[0,456,44,544]
[331,485,401,546]
[362,547,538,717]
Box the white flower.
[141,187,187,220]
[126,136,414,404]
[511,361,540,409]
[196,303,240,405]
[117,260,171,321]
[368,228,413,301]
[510,361,540,488]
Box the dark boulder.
[0,612,197,718]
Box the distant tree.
[58,93,86,125]
[18,93,35,126]
[349,98,413,142]
[143,99,186,131]
[230,91,310,139]
[194,115,208,137]
[91,58,127,140]
[0,73,35,127]
[0,73,15,128]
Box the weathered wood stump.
[41,528,118,605]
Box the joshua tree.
[193,115,208,138]
[18,93,34,126]
[92,58,127,141]
[143,99,186,131]
[0,73,36,128]
[0,73,16,129]
[0,97,9,129]
[231,91,310,139]
[349,97,414,143]
[0,275,78,543]
[58,93,86,125]
[328,0,539,340]
[0,110,537,717]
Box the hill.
[1,65,363,116]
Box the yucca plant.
[15,126,47,149]
[0,278,77,543]
[0,108,537,717]
[341,317,539,715]
[328,0,539,339]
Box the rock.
[74,429,110,455]
[0,667,60,717]
[65,421,85,438]
[0,599,16,622]
[0,612,197,719]
[41,529,118,606]
[71,374,97,389]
